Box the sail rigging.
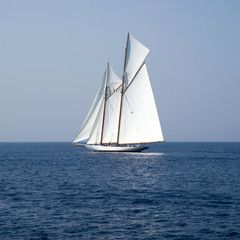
[76,64,121,145]
[73,33,164,150]
[101,65,122,144]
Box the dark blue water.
[0,142,240,239]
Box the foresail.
[125,33,150,87]
[119,64,164,144]
[102,66,122,143]
[108,66,122,93]
[102,89,121,143]
[86,65,122,144]
[73,71,106,143]
[87,99,104,144]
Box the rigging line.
[106,84,122,100]
[124,94,133,113]
[124,94,141,141]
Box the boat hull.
[85,145,148,152]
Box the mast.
[117,33,129,145]
[100,63,109,145]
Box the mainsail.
[119,64,164,143]
[117,33,164,144]
[73,33,164,146]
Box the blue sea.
[0,142,240,240]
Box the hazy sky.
[1,0,240,142]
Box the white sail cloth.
[87,66,122,144]
[124,33,150,87]
[73,72,106,143]
[73,33,164,145]
[102,89,121,143]
[119,64,164,144]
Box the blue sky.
[1,0,240,142]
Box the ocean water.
[0,142,240,240]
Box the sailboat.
[72,33,164,152]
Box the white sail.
[124,33,150,87]
[102,66,122,143]
[119,64,164,144]
[107,66,122,93]
[73,33,164,152]
[87,100,104,144]
[73,71,106,143]
[102,89,121,143]
[86,65,122,144]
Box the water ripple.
[0,142,240,239]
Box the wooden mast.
[100,63,109,145]
[117,33,129,145]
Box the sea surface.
[0,142,240,240]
